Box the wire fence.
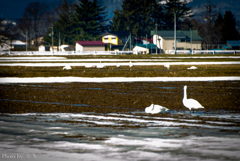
[167,50,240,55]
[0,50,136,56]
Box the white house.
[0,40,27,51]
[133,44,158,54]
[0,43,10,51]
[151,30,203,54]
[75,41,106,52]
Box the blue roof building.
[226,41,240,49]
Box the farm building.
[39,45,50,51]
[226,40,240,50]
[133,44,159,54]
[75,41,106,52]
[101,31,129,51]
[151,30,203,54]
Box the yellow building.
[101,32,129,51]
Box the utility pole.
[52,26,54,53]
[146,34,147,49]
[129,32,131,50]
[155,22,157,54]
[174,12,176,55]
[58,30,61,51]
[26,30,28,51]
[190,28,192,53]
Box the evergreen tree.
[111,0,164,38]
[44,0,74,46]
[213,13,224,44]
[55,0,74,44]
[221,11,239,42]
[163,0,193,30]
[71,0,108,41]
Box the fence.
[168,50,240,55]
[1,50,239,56]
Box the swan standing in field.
[145,104,169,114]
[182,85,204,113]
[164,64,170,70]
[63,65,72,70]
[129,61,134,67]
[187,66,197,70]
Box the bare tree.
[201,1,218,49]
[17,2,51,47]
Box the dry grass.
[0,81,239,114]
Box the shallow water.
[0,112,240,161]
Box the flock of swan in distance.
[23,60,202,114]
[62,63,202,114]
[145,85,204,114]
[62,62,202,114]
[63,63,198,70]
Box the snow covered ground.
[1,55,240,161]
[0,56,240,67]
[1,61,240,67]
[0,113,240,161]
[1,76,240,83]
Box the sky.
[0,0,239,22]
[0,0,122,21]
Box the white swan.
[116,63,121,68]
[145,104,169,114]
[63,65,72,70]
[164,64,170,70]
[85,64,95,68]
[182,85,204,113]
[129,61,134,67]
[187,66,197,70]
[97,64,106,68]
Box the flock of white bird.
[62,63,203,114]
[145,85,204,114]
[63,62,198,70]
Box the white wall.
[133,46,149,54]
[153,35,162,49]
[39,45,45,51]
[0,43,10,51]
[75,43,83,52]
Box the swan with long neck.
[182,85,204,113]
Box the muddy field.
[1,81,239,114]
[1,64,240,77]
[1,55,240,161]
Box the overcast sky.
[0,0,239,22]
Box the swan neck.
[184,87,187,99]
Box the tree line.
[1,0,240,49]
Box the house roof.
[227,40,240,47]
[75,41,106,46]
[222,45,232,49]
[151,30,203,41]
[100,31,129,37]
[135,44,158,49]
[135,37,153,43]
